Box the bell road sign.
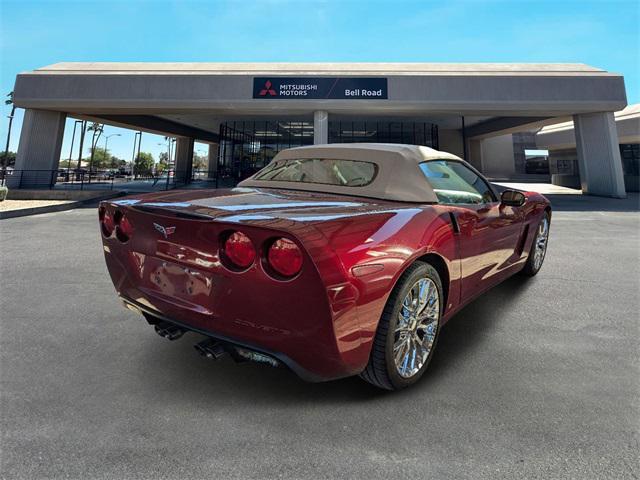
[253,77,388,100]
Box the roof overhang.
[536,103,640,149]
[13,62,627,118]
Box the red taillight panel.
[223,231,256,269]
[267,238,303,278]
[115,213,134,242]
[99,206,115,237]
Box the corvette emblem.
[153,223,176,239]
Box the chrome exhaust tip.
[233,346,280,368]
[194,338,228,360]
[154,321,185,341]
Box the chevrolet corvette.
[99,144,551,390]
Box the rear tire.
[520,211,551,277]
[359,261,443,390]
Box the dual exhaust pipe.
[153,319,280,368]
[194,338,280,368]
[154,321,185,341]
[194,338,228,360]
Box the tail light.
[99,206,115,237]
[267,238,303,277]
[223,231,256,269]
[114,210,134,242]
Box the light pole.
[131,131,141,178]
[66,120,83,180]
[2,104,15,178]
[75,121,87,180]
[2,92,14,174]
[103,133,121,171]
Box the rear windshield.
[253,158,377,187]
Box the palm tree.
[87,122,103,181]
[2,91,15,173]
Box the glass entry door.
[218,121,314,184]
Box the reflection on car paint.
[192,201,365,211]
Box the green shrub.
[0,185,8,202]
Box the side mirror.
[500,190,526,207]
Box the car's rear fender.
[308,205,461,366]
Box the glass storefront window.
[218,121,314,183]
[218,119,439,184]
[620,144,639,176]
[328,121,438,148]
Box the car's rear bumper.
[120,295,328,382]
[99,200,373,381]
[107,271,364,382]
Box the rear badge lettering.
[234,318,291,335]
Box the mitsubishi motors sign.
[253,77,388,99]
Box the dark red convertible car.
[99,144,550,390]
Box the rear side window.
[253,158,377,187]
[419,160,495,205]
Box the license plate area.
[145,256,213,302]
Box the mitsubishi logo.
[153,222,176,239]
[259,80,277,96]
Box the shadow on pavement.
[546,192,639,212]
[491,181,639,212]
[134,273,536,404]
[424,274,533,382]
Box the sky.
[0,0,638,163]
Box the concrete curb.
[0,192,123,220]
[0,201,82,219]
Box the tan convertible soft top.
[239,143,465,203]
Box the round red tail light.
[116,213,134,242]
[267,238,303,277]
[99,207,115,237]
[116,216,133,242]
[224,231,256,269]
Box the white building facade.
[9,62,629,197]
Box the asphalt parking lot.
[1,193,639,479]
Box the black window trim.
[419,158,499,205]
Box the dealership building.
[536,103,639,192]
[9,62,631,197]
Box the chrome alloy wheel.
[394,277,440,378]
[533,216,549,271]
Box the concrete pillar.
[9,109,66,188]
[481,134,516,178]
[438,129,464,158]
[314,111,329,145]
[174,137,194,185]
[207,143,219,179]
[574,112,626,198]
[466,138,484,172]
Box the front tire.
[359,261,443,390]
[520,211,551,277]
